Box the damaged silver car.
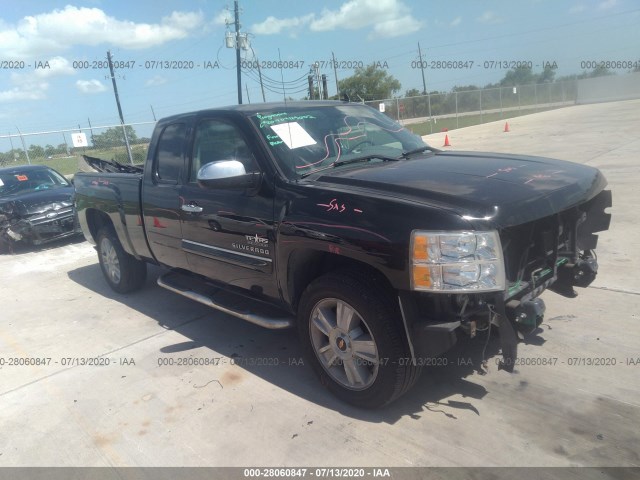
[0,165,79,252]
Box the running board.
[157,271,294,329]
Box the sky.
[0,0,638,139]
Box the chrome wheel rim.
[309,298,379,390]
[100,237,121,284]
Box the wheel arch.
[286,249,396,313]
[85,208,139,257]
[85,208,113,245]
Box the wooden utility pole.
[332,51,339,97]
[418,42,427,95]
[107,50,133,164]
[234,0,242,105]
[256,60,266,102]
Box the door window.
[190,120,258,183]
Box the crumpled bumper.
[1,206,79,246]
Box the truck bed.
[74,168,153,261]
[81,155,144,174]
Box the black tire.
[96,225,147,294]
[297,270,420,408]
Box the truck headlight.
[411,230,505,292]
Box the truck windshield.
[250,104,428,179]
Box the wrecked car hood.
[0,188,75,217]
[312,151,607,227]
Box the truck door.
[179,117,278,299]
[143,121,190,270]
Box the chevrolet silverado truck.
[74,101,611,408]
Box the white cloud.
[450,16,462,27]
[252,14,314,35]
[213,10,232,26]
[34,56,75,78]
[251,0,421,38]
[598,0,617,9]
[0,6,204,59]
[0,56,75,104]
[76,79,106,94]
[476,11,503,24]
[369,16,421,38]
[0,73,49,103]
[311,0,421,36]
[145,75,168,87]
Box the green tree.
[500,66,537,86]
[28,144,45,158]
[584,65,614,78]
[92,125,138,149]
[537,65,556,83]
[338,65,401,101]
[557,66,615,83]
[402,88,429,117]
[0,149,28,166]
[451,85,481,112]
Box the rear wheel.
[298,271,420,408]
[96,226,147,294]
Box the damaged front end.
[501,189,612,328]
[0,199,78,251]
[402,189,612,370]
[0,165,80,253]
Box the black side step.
[157,270,294,329]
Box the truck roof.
[157,100,360,123]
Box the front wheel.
[298,271,420,408]
[96,225,147,294]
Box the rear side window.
[155,123,186,183]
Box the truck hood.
[312,151,607,227]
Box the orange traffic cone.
[153,216,167,228]
[443,134,451,147]
[504,122,510,132]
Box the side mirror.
[197,160,261,189]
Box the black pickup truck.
[74,101,611,408]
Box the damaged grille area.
[500,189,612,300]
[26,204,74,227]
[1,206,77,247]
[501,214,565,296]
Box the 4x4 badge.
[245,234,268,245]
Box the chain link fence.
[367,80,578,133]
[1,80,579,175]
[0,122,155,176]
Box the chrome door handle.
[181,203,203,213]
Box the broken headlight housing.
[410,230,506,292]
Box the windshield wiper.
[401,145,438,158]
[299,154,399,179]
